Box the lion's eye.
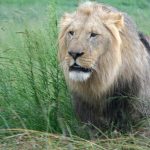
[68,31,74,36]
[90,32,98,38]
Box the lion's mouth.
[69,63,91,73]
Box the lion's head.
[58,2,124,84]
[58,2,147,98]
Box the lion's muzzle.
[67,49,92,81]
[69,63,92,73]
[69,63,92,82]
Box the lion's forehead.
[69,16,104,33]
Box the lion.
[58,2,150,131]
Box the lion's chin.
[69,71,91,82]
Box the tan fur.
[58,2,150,129]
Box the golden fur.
[58,2,150,129]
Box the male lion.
[58,2,150,131]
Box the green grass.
[0,0,150,149]
[0,0,48,5]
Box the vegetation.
[0,0,150,149]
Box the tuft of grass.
[0,0,77,134]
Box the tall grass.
[0,0,81,137]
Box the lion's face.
[65,15,112,81]
[59,3,124,82]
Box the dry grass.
[0,129,150,150]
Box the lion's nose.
[68,51,84,60]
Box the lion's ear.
[60,13,73,29]
[104,13,124,30]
